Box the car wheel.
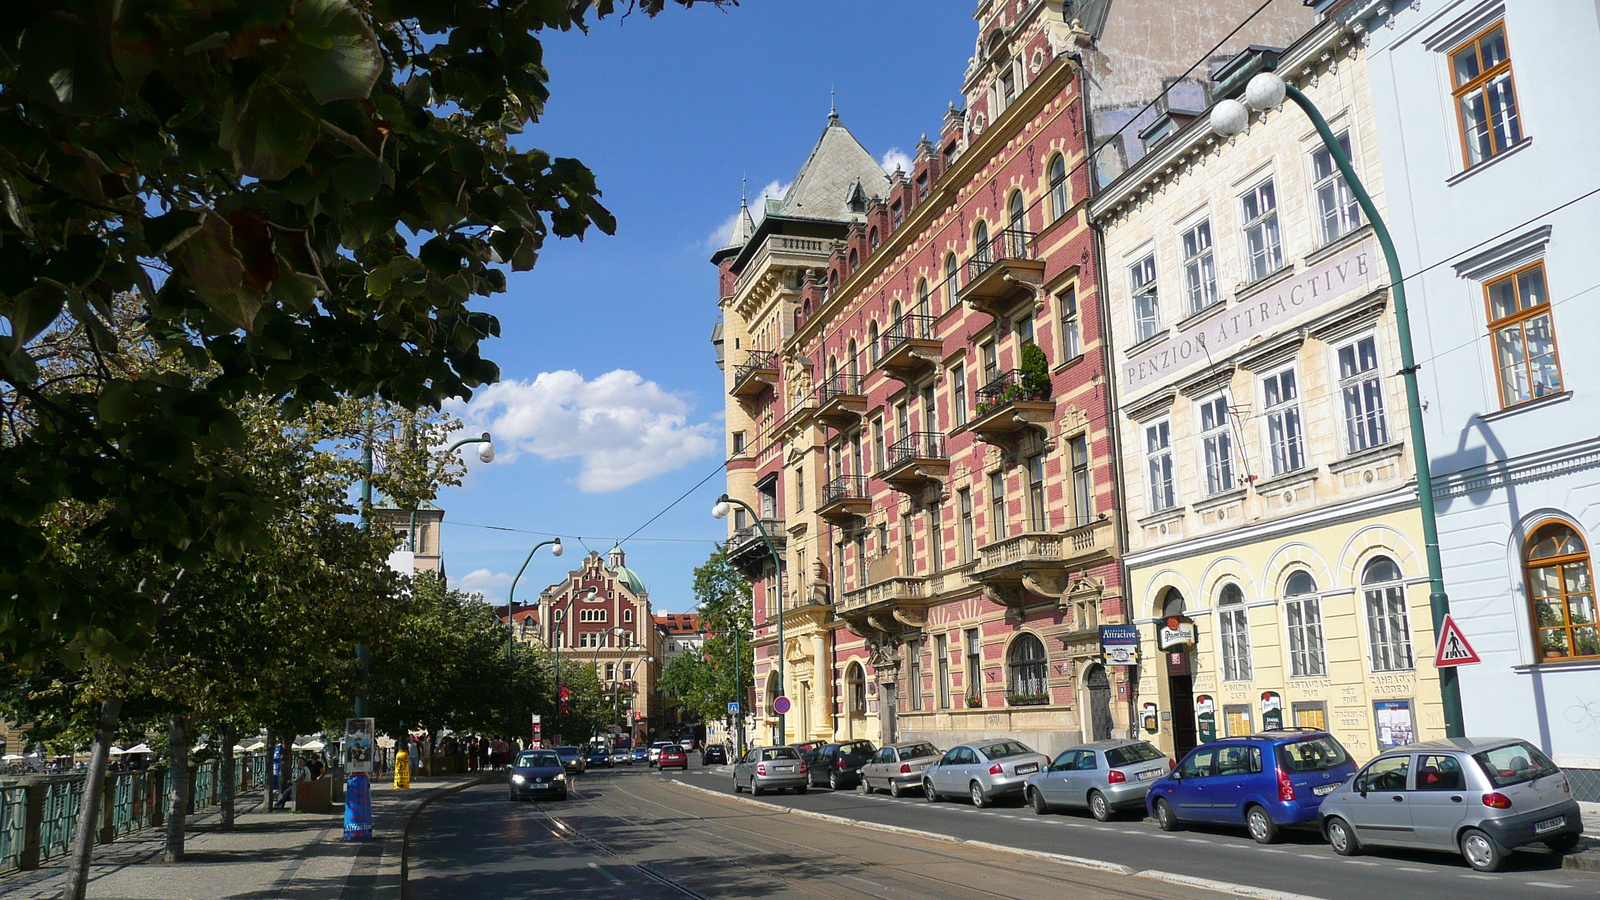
[969,782,988,808]
[1326,816,1361,856]
[1154,798,1180,832]
[1030,787,1051,815]
[858,778,872,795]
[732,777,742,793]
[923,780,940,803]
[1460,827,1506,872]
[1544,833,1582,854]
[889,780,903,799]
[829,772,841,791]
[795,785,808,795]
[1089,790,1111,822]
[751,782,764,797]
[1246,805,1279,844]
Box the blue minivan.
[1146,730,1357,843]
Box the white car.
[648,741,674,767]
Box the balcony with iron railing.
[969,516,1117,608]
[966,368,1055,445]
[814,372,866,429]
[879,431,949,493]
[730,349,779,399]
[960,227,1044,316]
[725,518,787,576]
[818,474,871,524]
[877,311,941,382]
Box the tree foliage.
[659,549,751,726]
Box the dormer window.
[916,173,929,200]
[999,65,1016,108]
[891,201,903,226]
[868,228,880,251]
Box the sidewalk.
[0,773,495,900]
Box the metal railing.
[726,519,786,558]
[822,474,869,507]
[108,769,165,839]
[731,350,778,390]
[965,227,1034,282]
[0,786,24,874]
[817,373,863,405]
[38,777,81,862]
[880,311,937,358]
[975,368,1049,409]
[886,432,946,469]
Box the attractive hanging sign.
[1099,625,1141,666]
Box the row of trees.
[659,550,753,743]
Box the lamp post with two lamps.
[1210,72,1463,737]
[711,493,782,746]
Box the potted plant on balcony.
[1020,344,1050,400]
[1005,691,1050,707]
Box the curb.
[390,774,499,900]
[1136,869,1328,900]
[965,839,1135,874]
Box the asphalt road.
[405,761,1250,900]
[675,761,1597,900]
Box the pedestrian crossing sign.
[1434,615,1481,666]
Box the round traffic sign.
[773,696,791,715]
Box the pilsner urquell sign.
[1122,239,1381,394]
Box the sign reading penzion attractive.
[1099,625,1141,666]
[1122,239,1380,394]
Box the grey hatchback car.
[923,739,1050,808]
[1318,737,1584,871]
[858,741,942,798]
[1025,739,1173,821]
[732,745,809,796]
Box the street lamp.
[712,493,782,746]
[505,537,562,746]
[408,432,496,550]
[1212,72,1464,738]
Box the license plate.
[1014,763,1039,775]
[1534,816,1566,834]
[1138,768,1162,781]
[774,765,793,772]
[1313,783,1338,796]
[531,783,550,790]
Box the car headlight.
[553,773,566,782]
[511,774,526,784]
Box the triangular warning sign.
[1434,615,1481,667]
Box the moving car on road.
[810,739,877,791]
[1148,730,1356,843]
[732,746,808,796]
[555,745,584,776]
[1318,737,1584,872]
[648,740,675,767]
[922,739,1050,808]
[631,747,650,764]
[702,744,728,765]
[858,741,941,798]
[586,746,613,769]
[1025,739,1172,821]
[658,746,689,770]
[508,750,568,802]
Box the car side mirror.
[1170,768,1183,780]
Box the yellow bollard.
[394,750,412,789]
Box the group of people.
[270,748,327,809]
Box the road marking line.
[1298,854,1323,859]
[588,862,624,886]
[1186,838,1210,844]
[1524,883,1570,889]
[1137,870,1330,900]
[1345,860,1379,866]
[1396,867,1430,873]
[1257,848,1287,854]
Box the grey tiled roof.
[721,202,757,251]
[774,113,890,223]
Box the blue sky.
[439,2,978,612]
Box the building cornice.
[1430,434,1600,501]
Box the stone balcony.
[878,431,948,494]
[818,474,871,524]
[839,575,929,636]
[969,517,1117,608]
[814,373,866,429]
[959,227,1045,318]
[966,368,1054,446]
[725,518,786,577]
[877,311,941,383]
[730,349,779,401]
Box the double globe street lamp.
[1211,72,1463,737]
[711,493,782,747]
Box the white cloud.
[450,370,719,492]
[705,179,791,249]
[457,568,514,602]
[880,147,914,176]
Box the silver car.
[922,739,1050,808]
[1025,739,1173,821]
[732,745,809,796]
[1318,737,1584,872]
[858,741,942,798]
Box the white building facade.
[1347,0,1600,798]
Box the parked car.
[508,749,568,801]
[732,745,808,796]
[658,746,690,771]
[858,741,942,798]
[1025,739,1172,821]
[631,747,650,764]
[1318,737,1584,871]
[793,740,827,766]
[1148,730,1357,843]
[648,741,675,767]
[922,739,1051,808]
[810,739,877,790]
[586,746,613,769]
[702,744,728,765]
[679,737,696,751]
[554,745,584,775]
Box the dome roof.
[612,565,647,595]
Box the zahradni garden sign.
[1123,239,1381,394]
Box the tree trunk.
[218,722,235,830]
[61,696,123,900]
[164,715,190,863]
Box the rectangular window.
[1312,133,1362,244]
[927,502,944,574]
[895,403,909,444]
[1292,701,1328,731]
[1059,288,1081,359]
[921,384,937,432]
[1181,220,1219,314]
[907,637,922,712]
[1263,367,1305,475]
[965,629,982,705]
[980,342,998,384]
[988,472,1008,542]
[1286,593,1327,678]
[1365,580,1415,672]
[1130,255,1160,342]
[1145,420,1175,512]
[959,488,975,562]
[901,512,915,574]
[1014,314,1034,347]
[1069,435,1091,527]
[759,480,777,518]
[1026,454,1046,532]
[950,364,968,425]
[935,633,951,709]
[1223,705,1254,737]
[1451,23,1523,167]
[732,432,746,454]
[872,417,886,473]
[1199,395,1234,495]
[1338,336,1388,452]
[795,466,805,511]
[1220,604,1253,682]
[623,662,633,682]
[1486,262,1562,407]
[1242,179,1283,282]
[605,663,615,681]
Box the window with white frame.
[1145,420,1175,511]
[1131,255,1160,342]
[1069,434,1091,527]
[1337,335,1388,452]
[1312,133,1362,244]
[1059,287,1081,359]
[950,363,968,424]
[1198,395,1234,495]
[1181,219,1219,314]
[580,608,607,623]
[1218,584,1253,681]
[1048,154,1069,220]
[989,471,1008,542]
[1284,570,1327,678]
[1362,556,1414,672]
[1262,367,1305,475]
[1241,179,1283,282]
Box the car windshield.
[980,740,1034,760]
[1474,741,1561,788]
[1275,736,1350,773]
[762,747,800,761]
[557,747,578,757]
[900,742,938,759]
[1105,742,1165,768]
[516,752,560,768]
[840,741,875,755]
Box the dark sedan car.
[555,745,584,775]
[508,750,568,801]
[702,744,728,765]
[810,739,877,790]
[586,746,613,769]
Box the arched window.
[974,220,990,256]
[1161,588,1185,619]
[1006,633,1048,697]
[794,308,803,331]
[890,300,903,329]
[1362,556,1414,672]
[1047,154,1069,220]
[828,270,839,295]
[867,320,879,365]
[1218,583,1252,681]
[868,227,879,251]
[1526,522,1599,661]
[1283,571,1326,678]
[847,339,859,380]
[765,671,782,716]
[944,253,960,307]
[1007,190,1025,231]
[848,248,858,270]
[917,277,932,316]
[846,663,867,715]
